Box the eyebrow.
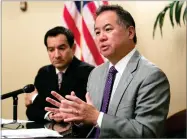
[48,44,66,49]
[94,23,112,31]
[58,44,66,47]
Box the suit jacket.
[87,50,170,138]
[26,57,94,123]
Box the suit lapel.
[60,57,80,95]
[94,62,110,110]
[48,65,59,91]
[107,50,141,115]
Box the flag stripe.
[82,4,102,65]
[82,38,97,66]
[103,1,109,5]
[62,1,108,66]
[63,6,84,61]
[86,2,97,20]
[82,19,104,65]
[63,6,81,47]
[82,1,104,65]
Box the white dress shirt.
[97,48,136,127]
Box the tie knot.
[58,72,63,77]
[58,72,63,82]
[58,72,62,75]
[109,66,118,74]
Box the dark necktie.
[94,66,118,138]
[58,72,63,90]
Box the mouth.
[53,60,64,64]
[100,45,110,51]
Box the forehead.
[95,11,118,28]
[47,34,68,44]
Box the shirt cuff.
[31,93,38,103]
[97,112,104,128]
[74,122,84,127]
[44,111,52,121]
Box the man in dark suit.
[45,5,170,138]
[25,26,94,123]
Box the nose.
[54,49,60,58]
[98,32,107,42]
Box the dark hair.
[96,5,137,44]
[44,26,74,48]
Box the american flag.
[62,1,109,66]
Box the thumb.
[86,92,93,105]
[71,91,76,96]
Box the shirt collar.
[109,48,136,74]
[55,67,67,74]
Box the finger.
[46,97,61,108]
[61,99,80,109]
[53,118,63,123]
[86,92,93,105]
[59,107,79,115]
[64,117,82,123]
[25,100,31,107]
[25,94,31,101]
[25,93,29,97]
[51,91,65,102]
[59,101,73,109]
[65,95,82,104]
[51,113,64,119]
[45,107,60,113]
[59,101,68,108]
[71,91,76,96]
[24,96,28,101]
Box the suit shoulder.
[78,61,95,71]
[37,64,54,74]
[90,62,107,75]
[70,61,94,78]
[138,56,167,77]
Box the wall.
[2,1,65,120]
[2,1,186,120]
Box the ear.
[128,26,135,40]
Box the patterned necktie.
[94,66,118,138]
[58,72,63,90]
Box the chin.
[101,52,112,58]
[54,64,64,69]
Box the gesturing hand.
[25,88,38,107]
[60,92,99,125]
[45,91,76,121]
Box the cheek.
[110,32,119,40]
[63,50,72,59]
[112,33,124,44]
[95,39,103,49]
[48,53,53,60]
